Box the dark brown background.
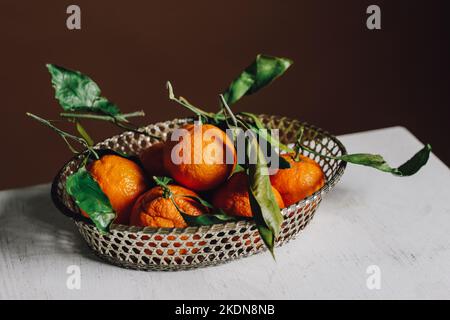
[1,0,449,190]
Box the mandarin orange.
[139,142,167,177]
[270,154,325,207]
[163,123,236,191]
[212,172,285,217]
[129,184,208,228]
[83,154,148,224]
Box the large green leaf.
[66,167,116,232]
[223,54,293,105]
[46,64,120,116]
[247,138,284,256]
[217,97,283,255]
[337,144,432,176]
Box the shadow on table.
[0,184,102,262]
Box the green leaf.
[247,138,284,255]
[92,97,121,116]
[338,144,432,176]
[232,164,246,175]
[180,209,238,226]
[293,126,305,161]
[66,167,116,233]
[257,224,275,258]
[223,54,293,105]
[46,64,120,116]
[257,133,291,170]
[153,175,238,226]
[75,122,94,147]
[177,194,215,209]
[254,128,293,153]
[238,112,291,169]
[220,100,290,171]
[396,144,432,176]
[339,154,394,173]
[153,175,174,187]
[170,194,238,226]
[237,112,293,154]
[239,112,265,129]
[214,100,283,254]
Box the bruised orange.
[82,154,148,224]
[270,154,325,207]
[129,184,208,228]
[212,172,285,217]
[139,142,167,177]
[163,123,237,191]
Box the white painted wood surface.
[1,126,449,300]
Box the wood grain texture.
[1,126,449,299]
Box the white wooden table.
[1,126,449,300]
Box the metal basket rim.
[51,114,347,234]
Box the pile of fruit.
[28,55,431,255]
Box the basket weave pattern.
[52,115,346,271]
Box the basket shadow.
[0,184,101,263]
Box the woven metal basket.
[51,114,347,271]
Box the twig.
[60,110,145,122]
[60,110,161,140]
[26,112,99,159]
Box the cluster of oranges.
[82,123,326,228]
